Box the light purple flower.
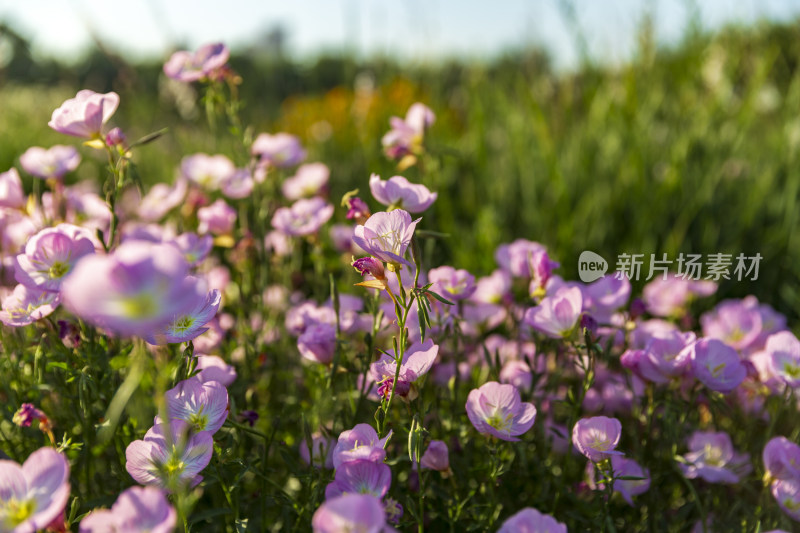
[163,42,230,82]
[332,424,392,469]
[325,460,391,500]
[282,163,330,200]
[181,153,236,190]
[523,286,583,338]
[311,493,386,533]
[690,338,747,393]
[0,168,26,209]
[19,146,81,180]
[420,440,450,474]
[764,436,800,481]
[125,419,213,489]
[15,224,96,292]
[298,323,337,364]
[369,339,439,399]
[220,168,254,199]
[165,378,229,434]
[528,250,560,298]
[428,266,475,301]
[146,285,221,345]
[572,416,624,462]
[0,447,70,533]
[300,434,336,469]
[271,197,334,237]
[679,430,750,484]
[382,102,435,160]
[765,331,800,387]
[495,239,547,278]
[79,486,176,533]
[643,274,717,317]
[48,89,120,138]
[620,330,696,384]
[701,298,763,351]
[138,179,188,222]
[610,455,651,506]
[61,240,206,337]
[368,174,437,213]
[500,360,533,391]
[352,209,420,268]
[466,381,536,442]
[0,284,61,327]
[252,133,306,168]
[194,355,237,387]
[169,232,213,267]
[197,199,236,235]
[772,478,800,522]
[497,507,567,533]
[583,275,631,322]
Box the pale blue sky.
[1,0,800,68]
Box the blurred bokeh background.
[1,0,799,322]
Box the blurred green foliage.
[1,19,797,323]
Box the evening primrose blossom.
[352,209,420,269]
[465,381,537,442]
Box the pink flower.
[765,331,800,387]
[48,90,120,138]
[145,285,221,345]
[164,378,229,434]
[0,284,61,327]
[428,266,476,301]
[311,493,386,533]
[583,275,631,322]
[381,102,435,161]
[466,381,536,441]
[324,460,392,500]
[271,197,334,237]
[181,153,236,190]
[369,339,439,399]
[643,274,717,317]
[523,286,583,338]
[197,199,237,235]
[420,440,450,474]
[298,323,337,364]
[689,338,747,393]
[15,224,96,292]
[79,486,176,533]
[125,419,213,490]
[763,436,800,481]
[138,179,188,222]
[495,239,547,278]
[0,168,26,209]
[610,456,651,505]
[772,478,800,522]
[252,133,306,168]
[572,416,624,462]
[282,163,330,200]
[0,447,70,532]
[701,298,763,352]
[352,209,420,268]
[194,355,237,387]
[163,42,230,82]
[620,330,696,384]
[19,145,81,180]
[368,174,437,213]
[679,430,751,484]
[61,240,206,337]
[332,424,392,469]
[300,434,336,469]
[497,507,567,533]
